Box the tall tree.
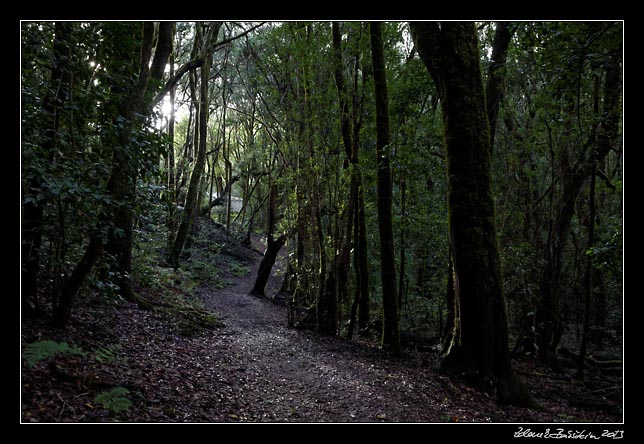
[166,24,178,255]
[332,22,371,340]
[485,22,514,151]
[354,30,371,335]
[103,22,173,300]
[532,24,622,364]
[52,22,173,326]
[167,22,221,268]
[410,21,531,404]
[22,21,73,313]
[370,22,400,354]
[438,20,511,352]
[330,21,355,336]
[576,143,597,380]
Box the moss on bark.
[411,21,532,406]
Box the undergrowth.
[131,220,236,337]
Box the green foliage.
[93,344,122,365]
[94,387,132,414]
[587,230,622,276]
[440,413,458,422]
[23,341,86,368]
[489,21,623,355]
[22,21,621,359]
[128,216,223,336]
[229,261,251,277]
[21,21,164,314]
[187,257,227,289]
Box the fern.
[93,345,121,365]
[23,340,86,368]
[94,387,132,414]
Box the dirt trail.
[195,247,480,423]
[186,239,621,423]
[22,228,467,423]
[21,229,622,423]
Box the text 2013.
[514,427,624,439]
[601,430,624,439]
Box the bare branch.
[152,22,266,107]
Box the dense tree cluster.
[22,21,622,403]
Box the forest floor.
[20,220,623,424]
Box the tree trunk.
[398,178,407,316]
[331,21,358,338]
[411,21,531,405]
[167,24,220,268]
[314,193,333,335]
[485,22,514,152]
[592,267,607,333]
[332,22,371,340]
[250,235,287,297]
[250,186,286,297]
[104,22,173,300]
[291,24,335,336]
[370,22,400,354]
[535,42,621,364]
[199,175,240,216]
[221,43,232,234]
[353,27,370,336]
[103,146,137,300]
[441,244,456,353]
[22,21,73,313]
[332,21,354,163]
[576,152,597,380]
[319,266,338,336]
[166,30,177,254]
[53,236,103,327]
[347,175,370,339]
[356,187,371,335]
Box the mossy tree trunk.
[332,22,370,340]
[331,22,359,339]
[53,237,103,327]
[103,22,173,300]
[355,28,371,334]
[355,188,371,334]
[410,21,531,405]
[370,22,400,354]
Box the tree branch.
[199,175,241,216]
[152,22,265,107]
[150,22,174,82]
[409,22,443,93]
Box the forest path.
[20,229,622,423]
[186,232,601,423]
[195,239,454,422]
